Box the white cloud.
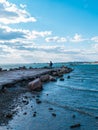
[70,33,85,42]
[0,25,51,43]
[45,36,67,43]
[20,4,26,8]
[0,42,98,63]
[91,36,98,42]
[0,0,36,24]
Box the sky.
[0,0,98,63]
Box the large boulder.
[40,74,50,82]
[49,76,57,82]
[28,78,43,91]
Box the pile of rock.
[28,66,73,92]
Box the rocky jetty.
[0,66,73,91]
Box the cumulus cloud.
[0,25,51,43]
[0,0,36,24]
[70,33,85,42]
[45,36,67,43]
[91,36,98,42]
[0,25,27,41]
[0,42,98,63]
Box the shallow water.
[42,64,98,116]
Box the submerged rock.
[70,123,81,128]
[60,78,64,81]
[67,75,70,79]
[48,108,53,110]
[52,113,56,117]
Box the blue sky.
[0,0,98,63]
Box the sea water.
[42,64,98,117]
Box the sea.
[0,63,98,130]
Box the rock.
[6,113,13,118]
[0,68,2,71]
[28,78,43,91]
[52,113,56,117]
[36,99,42,104]
[36,95,40,98]
[40,74,50,82]
[29,66,33,69]
[24,96,28,99]
[23,112,27,115]
[67,75,70,79]
[22,99,29,105]
[52,72,58,76]
[60,67,66,74]
[58,74,63,77]
[33,113,36,117]
[49,76,57,82]
[70,123,81,128]
[49,108,53,110]
[32,96,35,98]
[60,78,64,81]
[72,114,76,118]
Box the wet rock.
[70,123,81,128]
[52,113,56,117]
[49,108,53,110]
[40,74,50,82]
[32,96,35,98]
[36,99,42,104]
[5,113,13,118]
[28,78,43,91]
[72,114,76,118]
[29,66,33,69]
[23,112,27,115]
[33,113,36,117]
[1,86,8,93]
[49,76,57,82]
[0,67,2,71]
[60,78,64,81]
[22,100,29,105]
[36,95,40,98]
[58,74,63,77]
[67,75,70,79]
[52,72,58,76]
[24,96,28,99]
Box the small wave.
[57,84,98,93]
[43,100,95,117]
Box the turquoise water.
[42,64,98,117]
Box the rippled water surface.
[42,64,98,116]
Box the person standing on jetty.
[49,61,53,68]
